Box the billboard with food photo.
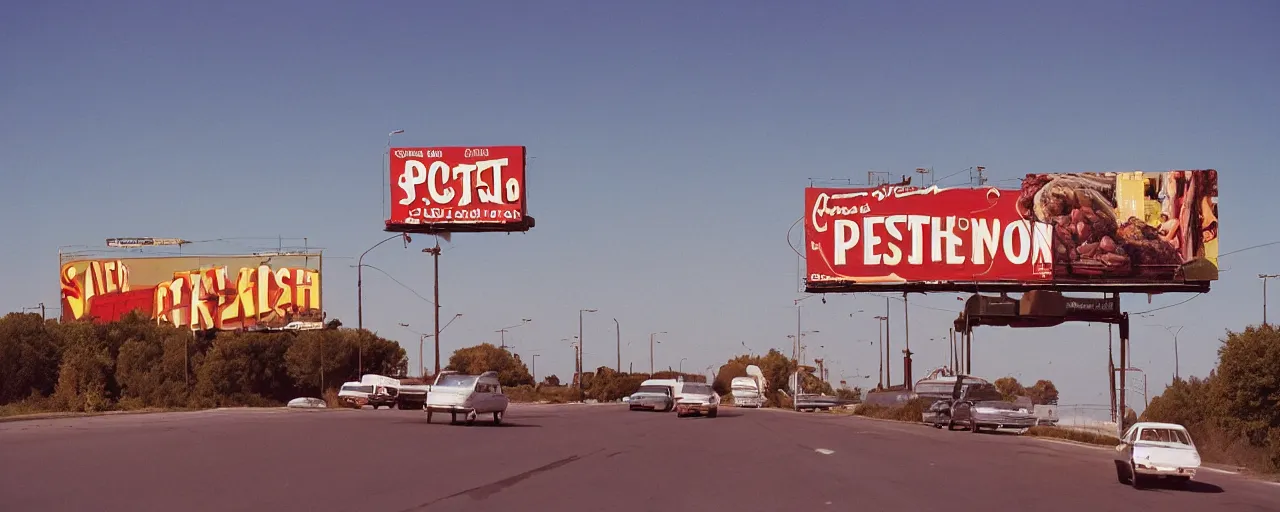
[804,170,1218,293]
[59,254,324,331]
[385,146,531,234]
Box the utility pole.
[614,318,621,373]
[531,354,538,384]
[1260,274,1279,326]
[423,242,443,376]
[874,315,887,388]
[578,309,597,389]
[884,297,891,387]
[903,292,912,389]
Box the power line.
[352,263,435,305]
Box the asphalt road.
[1,405,1277,512]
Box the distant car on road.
[674,382,719,418]
[930,376,1037,433]
[424,371,509,425]
[337,382,397,409]
[628,385,675,412]
[1114,422,1201,489]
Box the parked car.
[1114,422,1201,489]
[628,385,675,412]
[424,371,509,425]
[674,382,719,418]
[939,377,1037,432]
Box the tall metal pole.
[357,233,407,374]
[614,318,621,373]
[430,242,442,376]
[1260,274,1279,326]
[885,297,891,387]
[1108,324,1116,422]
[650,333,655,374]
[531,354,538,384]
[1118,313,1129,438]
[579,311,584,388]
[903,292,911,389]
[874,315,887,388]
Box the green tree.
[1025,379,1060,405]
[446,343,533,387]
[0,312,63,404]
[994,376,1026,402]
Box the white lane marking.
[815,448,835,455]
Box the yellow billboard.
[59,254,322,331]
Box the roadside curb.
[0,408,183,424]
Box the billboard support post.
[424,242,442,377]
[903,292,911,389]
[1118,313,1130,438]
[885,297,891,387]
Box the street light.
[679,357,688,373]
[1260,274,1280,326]
[649,331,667,374]
[1148,324,1184,380]
[530,353,540,384]
[496,318,532,350]
[401,313,462,377]
[578,309,598,388]
[357,234,409,331]
[873,315,888,388]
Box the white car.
[424,371,510,425]
[1114,421,1202,488]
[674,381,719,418]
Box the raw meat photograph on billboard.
[59,254,324,331]
[1017,170,1218,283]
[385,146,531,234]
[804,169,1219,293]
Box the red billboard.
[805,185,1053,286]
[804,170,1218,293]
[385,146,531,233]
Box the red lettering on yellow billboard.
[60,257,322,331]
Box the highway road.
[1,405,1277,512]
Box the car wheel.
[493,411,503,425]
[970,418,979,433]
[371,404,378,410]
[1114,461,1129,484]
[1129,461,1143,489]
[708,409,718,418]
[426,411,433,424]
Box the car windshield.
[1139,427,1193,445]
[636,386,669,395]
[681,384,713,396]
[964,384,1004,401]
[341,385,374,393]
[435,374,478,388]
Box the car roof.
[1133,422,1187,430]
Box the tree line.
[0,312,406,413]
[1141,324,1280,473]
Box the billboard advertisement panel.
[805,170,1218,293]
[59,254,323,331]
[386,146,531,233]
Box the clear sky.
[3,1,1277,412]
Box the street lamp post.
[679,357,687,374]
[613,318,621,373]
[496,318,532,350]
[357,233,410,373]
[531,354,539,384]
[578,309,597,388]
[1260,274,1280,326]
[401,314,461,377]
[874,315,888,388]
[1163,325,1183,380]
[649,331,667,374]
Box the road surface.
[0,405,1276,512]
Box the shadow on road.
[1148,479,1226,494]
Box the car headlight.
[1018,408,1028,414]
[973,407,998,414]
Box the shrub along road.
[0,405,1275,512]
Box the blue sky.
[2,1,1277,411]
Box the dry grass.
[1027,426,1121,446]
[853,398,931,422]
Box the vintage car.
[932,376,1037,432]
[628,384,675,412]
[337,382,397,409]
[674,382,719,418]
[424,371,509,425]
[1114,422,1201,489]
